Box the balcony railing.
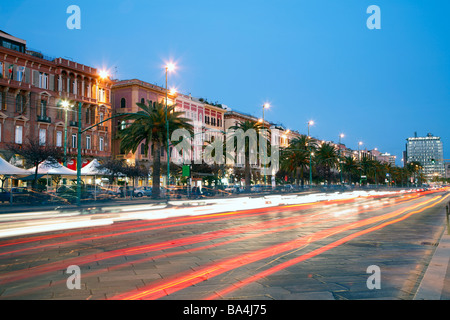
[37,115,51,123]
[69,120,78,127]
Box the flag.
[8,64,14,79]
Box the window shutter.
[25,67,31,83]
[32,70,39,87]
[49,74,55,91]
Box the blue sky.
[1,0,449,163]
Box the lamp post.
[61,100,71,167]
[76,101,82,206]
[165,63,175,196]
[339,134,344,186]
[262,103,269,186]
[308,121,314,187]
[358,141,363,186]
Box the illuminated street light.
[99,70,109,79]
[165,62,176,195]
[61,99,72,166]
[308,120,314,187]
[262,103,270,186]
[339,133,344,186]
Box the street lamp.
[61,100,72,167]
[262,103,269,186]
[339,133,344,186]
[165,62,175,196]
[308,121,314,187]
[358,141,363,186]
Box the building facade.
[0,30,113,170]
[406,133,445,180]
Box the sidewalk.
[414,222,450,300]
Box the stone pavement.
[414,222,450,300]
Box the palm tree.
[227,120,266,192]
[280,135,312,187]
[314,142,338,185]
[343,156,359,186]
[119,101,193,199]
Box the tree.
[280,135,312,186]
[122,161,148,198]
[7,138,64,190]
[406,161,422,186]
[97,159,126,185]
[314,142,338,185]
[227,120,267,192]
[343,156,359,186]
[118,101,193,199]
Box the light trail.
[205,193,450,300]
[0,189,435,245]
[111,195,442,300]
[0,193,422,286]
[0,192,389,257]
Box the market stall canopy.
[0,156,32,175]
[80,159,111,176]
[28,160,78,176]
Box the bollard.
[447,204,450,235]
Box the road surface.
[0,188,448,300]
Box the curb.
[414,224,450,300]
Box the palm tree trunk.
[152,141,161,199]
[245,156,251,192]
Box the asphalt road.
[0,188,449,301]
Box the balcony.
[97,125,108,132]
[37,115,51,123]
[69,120,78,127]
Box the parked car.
[0,187,51,204]
[0,188,11,203]
[134,186,152,197]
[119,186,136,197]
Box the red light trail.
[111,194,445,300]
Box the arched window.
[140,98,145,104]
[120,97,126,108]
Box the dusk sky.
[1,0,449,163]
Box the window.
[85,107,91,124]
[40,100,47,117]
[17,66,25,82]
[86,135,91,150]
[72,134,77,148]
[39,72,48,89]
[39,128,46,146]
[98,88,105,102]
[140,98,145,104]
[120,98,126,108]
[15,125,23,144]
[0,123,2,142]
[99,137,104,151]
[56,131,62,147]
[16,95,24,113]
[99,112,104,123]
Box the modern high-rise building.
[405,133,445,181]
